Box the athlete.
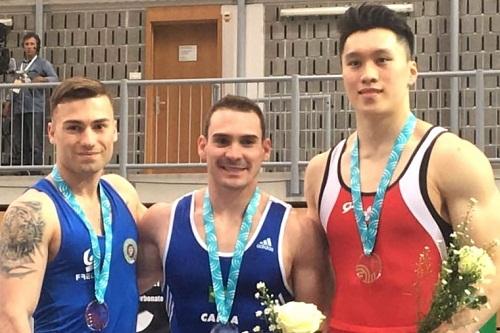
[304,4,500,332]
[0,77,146,332]
[138,95,333,332]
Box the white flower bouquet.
[417,198,497,333]
[246,282,325,333]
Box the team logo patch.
[123,238,138,264]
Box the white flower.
[256,282,266,290]
[418,198,495,333]
[457,245,496,282]
[255,310,262,317]
[274,301,325,333]
[253,326,261,332]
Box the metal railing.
[1,69,499,195]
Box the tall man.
[138,95,333,332]
[3,32,58,166]
[0,77,145,332]
[304,4,500,333]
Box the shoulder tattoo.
[0,201,45,278]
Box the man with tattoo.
[0,77,146,332]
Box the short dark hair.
[50,76,112,111]
[22,32,41,53]
[338,3,414,58]
[203,95,266,138]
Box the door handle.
[155,96,166,114]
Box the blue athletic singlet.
[32,179,139,333]
[163,193,294,333]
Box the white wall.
[221,4,265,98]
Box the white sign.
[128,72,142,80]
[178,45,197,62]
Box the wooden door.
[145,6,222,170]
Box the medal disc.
[355,253,382,284]
[85,300,110,331]
[210,322,239,333]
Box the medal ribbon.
[350,113,416,256]
[51,166,112,304]
[20,55,37,73]
[203,188,260,324]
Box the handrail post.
[35,0,44,53]
[212,83,221,104]
[290,75,300,196]
[475,69,485,152]
[119,79,129,178]
[324,95,332,150]
[236,0,247,96]
[450,0,460,134]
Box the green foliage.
[417,199,493,333]
[417,238,487,333]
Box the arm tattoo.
[0,201,45,278]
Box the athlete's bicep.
[304,152,329,223]
[0,200,51,330]
[137,202,171,293]
[0,201,47,277]
[288,210,333,316]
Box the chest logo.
[256,237,274,252]
[342,201,372,222]
[75,248,94,281]
[123,238,138,264]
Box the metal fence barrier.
[1,69,499,195]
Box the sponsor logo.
[342,201,372,222]
[256,237,274,252]
[140,295,164,302]
[75,248,94,281]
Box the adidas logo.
[256,237,274,252]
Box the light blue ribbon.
[51,166,112,304]
[203,188,260,324]
[350,113,416,256]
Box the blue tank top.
[163,193,294,333]
[32,179,139,333]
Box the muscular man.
[138,95,333,332]
[305,4,500,332]
[0,77,145,332]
